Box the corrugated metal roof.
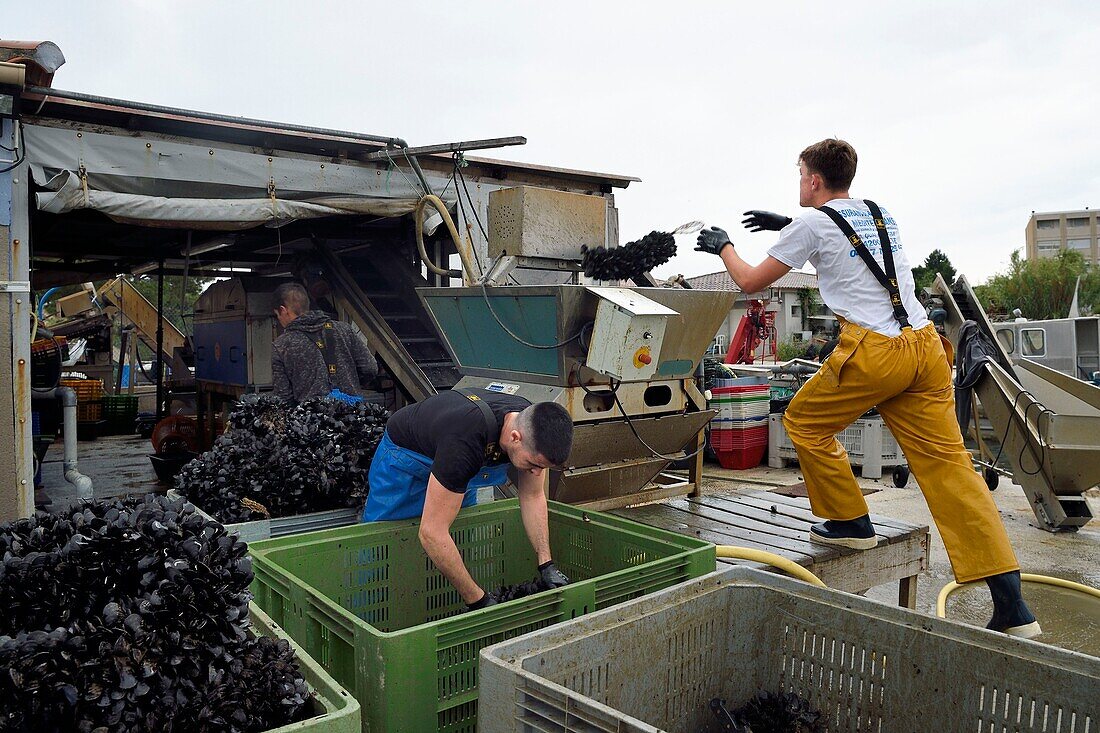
[686,269,818,293]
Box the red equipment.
[724,299,777,364]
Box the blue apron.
[361,431,510,522]
[326,388,363,405]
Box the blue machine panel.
[194,321,249,386]
[422,293,562,377]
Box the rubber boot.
[808,514,878,550]
[985,571,1042,639]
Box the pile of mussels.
[176,395,388,523]
[581,230,677,281]
[0,494,310,732]
[705,691,825,733]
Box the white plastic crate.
[768,413,906,480]
[479,567,1100,733]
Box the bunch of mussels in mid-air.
[0,494,310,732]
[175,394,389,523]
[581,230,677,281]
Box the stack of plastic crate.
[708,376,770,469]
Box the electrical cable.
[454,154,490,243]
[0,133,24,171]
[382,148,422,196]
[449,161,484,279]
[1019,400,1054,476]
[480,282,585,349]
[611,387,707,461]
[567,363,708,461]
[987,385,1050,478]
[450,152,522,285]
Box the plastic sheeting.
[24,122,440,230]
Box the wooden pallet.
[612,490,929,608]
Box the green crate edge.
[250,602,362,733]
[247,499,716,732]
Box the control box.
[585,287,677,381]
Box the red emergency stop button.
[633,346,653,368]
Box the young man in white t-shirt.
[695,139,1039,638]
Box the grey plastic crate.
[167,490,359,542]
[768,413,906,479]
[480,567,1099,733]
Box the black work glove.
[466,591,499,611]
[741,210,792,232]
[539,560,570,588]
[695,226,733,255]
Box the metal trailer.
[990,315,1100,382]
[932,274,1100,532]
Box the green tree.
[795,287,817,331]
[977,249,1099,321]
[776,336,810,361]
[912,249,957,293]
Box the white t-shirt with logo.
[767,199,930,338]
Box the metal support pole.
[0,117,34,520]
[155,261,165,421]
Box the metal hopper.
[419,284,735,507]
[933,274,1098,531]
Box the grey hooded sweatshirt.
[271,311,378,403]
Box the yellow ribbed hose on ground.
[937,574,1100,618]
[716,546,826,587]
[414,195,479,285]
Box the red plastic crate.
[709,426,768,450]
[711,385,770,395]
[716,444,767,469]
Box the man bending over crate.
[362,388,574,609]
[694,138,1040,638]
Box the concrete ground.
[691,462,1100,656]
[38,433,162,509]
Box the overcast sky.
[8,1,1100,283]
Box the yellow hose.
[936,573,1100,618]
[716,545,827,587]
[414,195,479,285]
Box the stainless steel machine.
[419,187,734,508]
[193,277,280,393]
[933,274,1098,531]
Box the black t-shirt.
[386,389,532,493]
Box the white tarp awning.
[24,122,445,230]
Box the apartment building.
[1026,209,1099,262]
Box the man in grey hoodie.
[271,283,378,403]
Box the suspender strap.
[453,388,502,461]
[816,201,911,329]
[315,321,341,388]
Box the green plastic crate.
[103,394,139,434]
[248,499,715,733]
[250,602,361,732]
